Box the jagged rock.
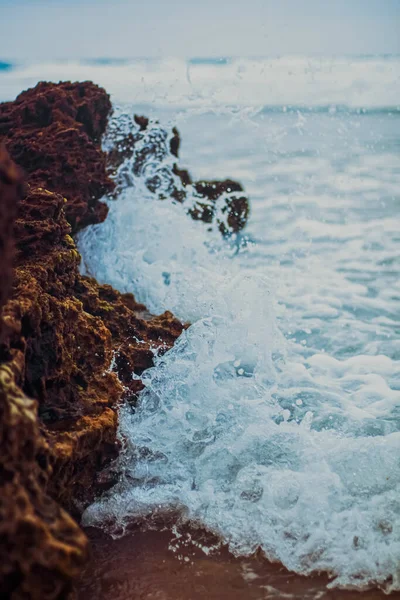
[1,184,184,519]
[0,81,115,232]
[190,179,249,233]
[1,184,124,515]
[0,147,88,600]
[74,278,186,403]
[0,362,89,600]
[0,145,23,325]
[0,79,250,597]
[106,112,250,234]
[0,84,185,598]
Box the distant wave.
[0,61,13,72]
[188,57,231,65]
[1,56,399,109]
[259,105,400,115]
[82,57,133,66]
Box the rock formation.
[0,83,184,599]
[0,146,89,600]
[106,112,250,234]
[0,81,114,233]
[0,80,250,598]
[0,146,21,313]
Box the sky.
[0,0,399,60]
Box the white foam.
[78,89,400,591]
[79,187,400,593]
[1,55,400,109]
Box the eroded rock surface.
[0,81,114,232]
[0,147,89,600]
[0,145,22,318]
[0,84,184,599]
[106,111,250,234]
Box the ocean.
[2,55,400,592]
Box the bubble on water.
[79,104,400,592]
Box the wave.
[188,57,231,66]
[259,105,400,115]
[78,108,400,592]
[1,56,399,109]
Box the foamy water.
[3,57,399,592]
[1,55,400,109]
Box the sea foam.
[1,55,400,110]
[78,105,400,591]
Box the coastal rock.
[0,79,249,597]
[0,147,88,600]
[1,180,184,516]
[0,145,22,325]
[2,185,123,513]
[0,176,184,519]
[0,362,89,600]
[106,113,250,234]
[190,179,249,234]
[0,81,115,232]
[0,83,185,598]
[74,278,186,403]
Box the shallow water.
[2,56,400,592]
[78,526,400,600]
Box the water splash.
[1,55,400,109]
[79,96,400,591]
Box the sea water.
[2,56,400,591]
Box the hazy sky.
[0,0,399,60]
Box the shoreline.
[78,525,400,600]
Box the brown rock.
[0,148,88,600]
[191,179,249,234]
[0,84,185,598]
[0,77,249,598]
[0,362,89,600]
[0,81,115,232]
[74,278,187,404]
[0,145,22,327]
[1,183,184,518]
[106,114,250,234]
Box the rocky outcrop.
[0,83,184,599]
[0,79,250,598]
[0,146,22,317]
[190,179,249,233]
[2,184,120,513]
[0,147,89,600]
[0,81,114,232]
[1,181,184,516]
[106,113,250,234]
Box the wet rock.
[0,81,115,232]
[0,83,185,598]
[1,182,184,517]
[0,78,248,597]
[0,147,88,600]
[106,113,250,234]
[190,179,249,234]
[0,362,89,600]
[74,278,186,404]
[0,145,23,328]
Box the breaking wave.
[78,99,400,592]
[1,55,400,110]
